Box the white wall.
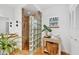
[42,4,71,53]
[0,6,15,20]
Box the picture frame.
[49,17,59,28]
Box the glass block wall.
[29,15,41,54]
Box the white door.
[70,5,79,55]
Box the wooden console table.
[43,38,61,55]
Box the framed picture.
[49,17,59,28]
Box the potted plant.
[0,33,17,55]
[42,25,52,38]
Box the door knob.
[74,39,78,41]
